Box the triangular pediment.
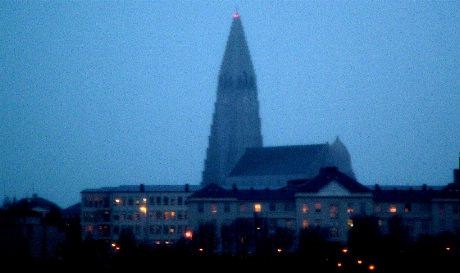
[316,180,352,196]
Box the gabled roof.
[293,167,370,193]
[229,144,330,177]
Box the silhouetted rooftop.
[82,184,200,193]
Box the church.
[202,12,354,189]
[80,13,459,249]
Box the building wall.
[81,188,195,245]
[295,194,373,242]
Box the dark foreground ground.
[7,254,459,273]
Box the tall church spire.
[202,13,263,186]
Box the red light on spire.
[232,12,240,20]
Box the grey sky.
[1,1,459,208]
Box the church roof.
[228,144,330,177]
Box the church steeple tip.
[232,11,240,20]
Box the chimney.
[184,183,190,192]
[140,184,145,193]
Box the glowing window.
[114,198,122,205]
[254,203,262,213]
[347,219,354,228]
[302,220,309,229]
[347,203,354,214]
[139,206,147,214]
[389,205,397,213]
[302,204,309,213]
[315,203,322,212]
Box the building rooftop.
[81,184,201,193]
[229,144,331,177]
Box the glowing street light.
[185,230,193,240]
[139,206,147,214]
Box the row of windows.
[197,202,365,216]
[112,225,188,236]
[83,197,109,208]
[300,203,366,216]
[112,210,187,221]
[113,196,185,206]
[82,211,110,222]
[197,202,295,214]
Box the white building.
[81,184,199,245]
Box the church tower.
[202,12,263,186]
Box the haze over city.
[1,1,459,207]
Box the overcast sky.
[1,1,459,207]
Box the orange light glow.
[139,206,147,214]
[111,243,116,247]
[389,205,397,213]
[277,248,282,253]
[254,203,262,213]
[368,264,375,271]
[198,248,204,252]
[341,248,348,253]
[337,262,342,268]
[357,259,363,265]
[185,230,193,239]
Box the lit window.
[169,226,175,234]
[164,211,176,220]
[315,203,322,212]
[114,198,121,205]
[184,230,193,240]
[211,204,218,214]
[347,203,354,214]
[254,203,262,213]
[139,206,147,214]
[302,220,309,229]
[302,204,309,213]
[329,204,338,218]
[389,205,397,213]
[347,219,354,228]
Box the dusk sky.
[1,1,459,208]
